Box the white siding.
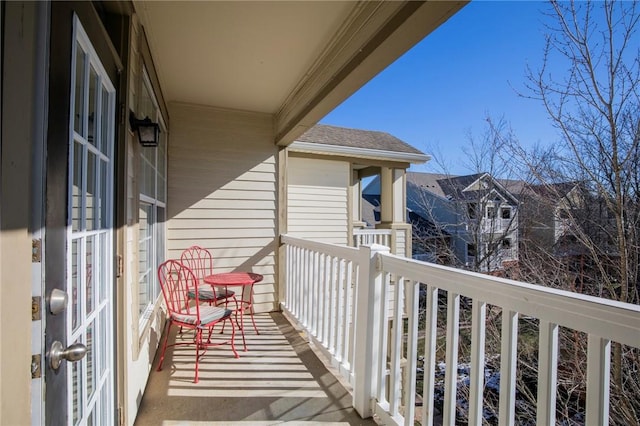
[395,227,406,256]
[167,103,278,313]
[287,157,349,245]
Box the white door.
[46,16,116,425]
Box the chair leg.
[194,328,202,383]
[157,320,173,372]
[249,303,259,335]
[229,316,239,358]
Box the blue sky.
[320,1,560,175]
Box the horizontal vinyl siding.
[287,157,348,245]
[167,103,277,312]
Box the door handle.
[49,341,87,370]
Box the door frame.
[45,3,122,423]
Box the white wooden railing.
[281,234,360,385]
[280,235,640,426]
[353,228,392,248]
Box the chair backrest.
[158,259,201,321]
[180,246,213,283]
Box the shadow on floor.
[134,312,378,426]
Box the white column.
[350,170,365,228]
[392,168,405,223]
[379,167,393,224]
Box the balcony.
[138,235,640,425]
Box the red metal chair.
[156,259,238,383]
[180,246,237,308]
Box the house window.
[487,206,496,219]
[501,207,511,219]
[467,243,477,257]
[137,69,167,325]
[468,203,477,219]
[502,238,512,249]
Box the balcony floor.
[134,312,377,425]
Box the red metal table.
[203,272,263,351]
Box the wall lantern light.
[129,112,160,147]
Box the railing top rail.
[379,253,640,347]
[281,234,360,262]
[353,229,393,235]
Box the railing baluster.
[586,335,610,426]
[310,251,318,335]
[317,252,325,343]
[421,285,438,426]
[342,261,357,370]
[443,292,460,426]
[376,270,390,405]
[336,259,345,362]
[389,276,404,416]
[537,320,558,425]
[307,248,313,328]
[499,309,518,426]
[469,299,487,426]
[328,255,337,356]
[403,279,419,426]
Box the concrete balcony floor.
[135,312,377,426]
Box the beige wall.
[167,103,278,313]
[287,156,349,245]
[0,3,40,423]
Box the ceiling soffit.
[134,1,468,145]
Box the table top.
[204,272,263,286]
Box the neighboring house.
[519,182,582,255]
[518,181,618,288]
[1,2,465,425]
[436,173,520,272]
[365,171,520,272]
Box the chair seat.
[188,285,235,302]
[171,305,232,326]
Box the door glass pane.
[98,233,107,304]
[72,239,80,331]
[72,356,83,425]
[87,151,96,231]
[74,43,85,135]
[86,320,96,400]
[99,308,107,377]
[72,142,83,232]
[100,160,108,229]
[100,377,109,424]
[88,66,97,147]
[101,86,110,155]
[86,235,95,315]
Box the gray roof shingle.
[298,124,425,155]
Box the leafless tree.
[497,0,640,422]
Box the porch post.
[353,243,389,418]
[378,167,412,257]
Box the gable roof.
[291,124,430,164]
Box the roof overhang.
[288,140,431,164]
[132,1,468,145]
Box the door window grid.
[67,17,115,426]
[137,69,166,327]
